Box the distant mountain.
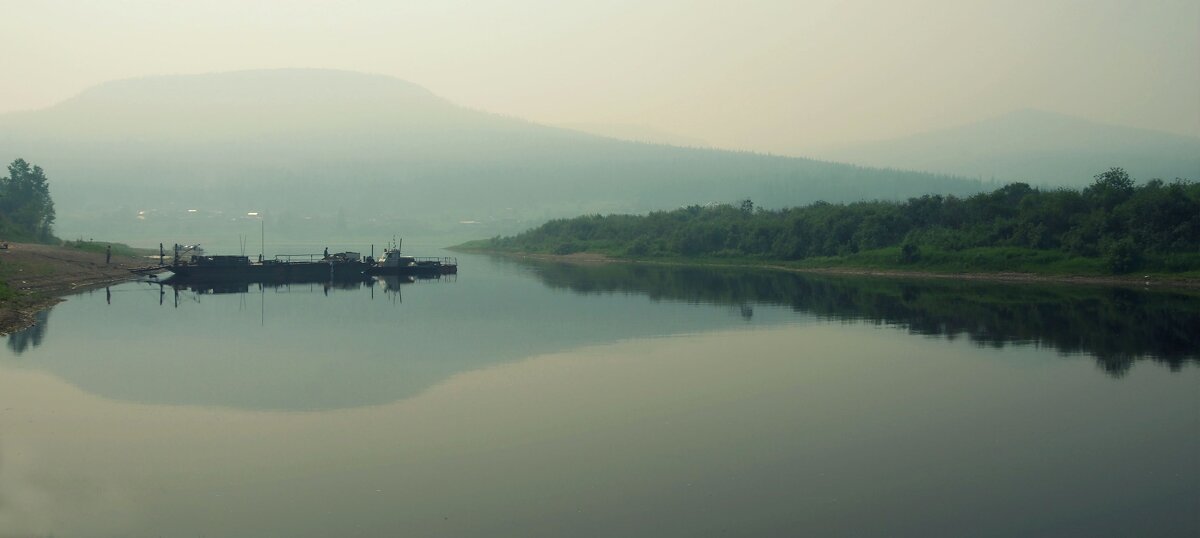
[821,109,1200,187]
[556,122,710,147]
[0,69,987,244]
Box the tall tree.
[0,158,57,241]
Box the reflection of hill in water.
[520,260,1200,376]
[3,267,781,411]
[4,258,1196,412]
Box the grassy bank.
[0,242,153,334]
[61,240,156,258]
[0,275,51,336]
[0,280,19,302]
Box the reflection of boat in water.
[376,274,416,293]
[165,274,377,295]
[161,272,448,298]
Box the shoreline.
[6,243,1197,335]
[0,243,155,335]
[456,249,1200,290]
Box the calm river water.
[1,253,1197,537]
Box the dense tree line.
[476,168,1200,274]
[0,158,56,242]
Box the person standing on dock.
[105,245,112,264]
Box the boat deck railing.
[274,254,327,263]
[412,256,457,265]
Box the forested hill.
[0,69,987,242]
[463,168,1200,275]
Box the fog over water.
[2,1,1197,153]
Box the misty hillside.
[0,69,988,244]
[556,122,711,148]
[821,109,1200,187]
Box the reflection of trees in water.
[6,309,51,355]
[521,260,1200,377]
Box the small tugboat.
[367,238,457,277]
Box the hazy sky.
[1,0,1196,154]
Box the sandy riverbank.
[0,243,157,335]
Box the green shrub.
[899,242,921,263]
[1104,238,1143,274]
[0,280,15,302]
[552,242,583,255]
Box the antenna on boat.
[260,218,265,263]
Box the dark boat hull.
[167,261,370,282]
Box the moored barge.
[166,252,370,282]
[162,240,456,283]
